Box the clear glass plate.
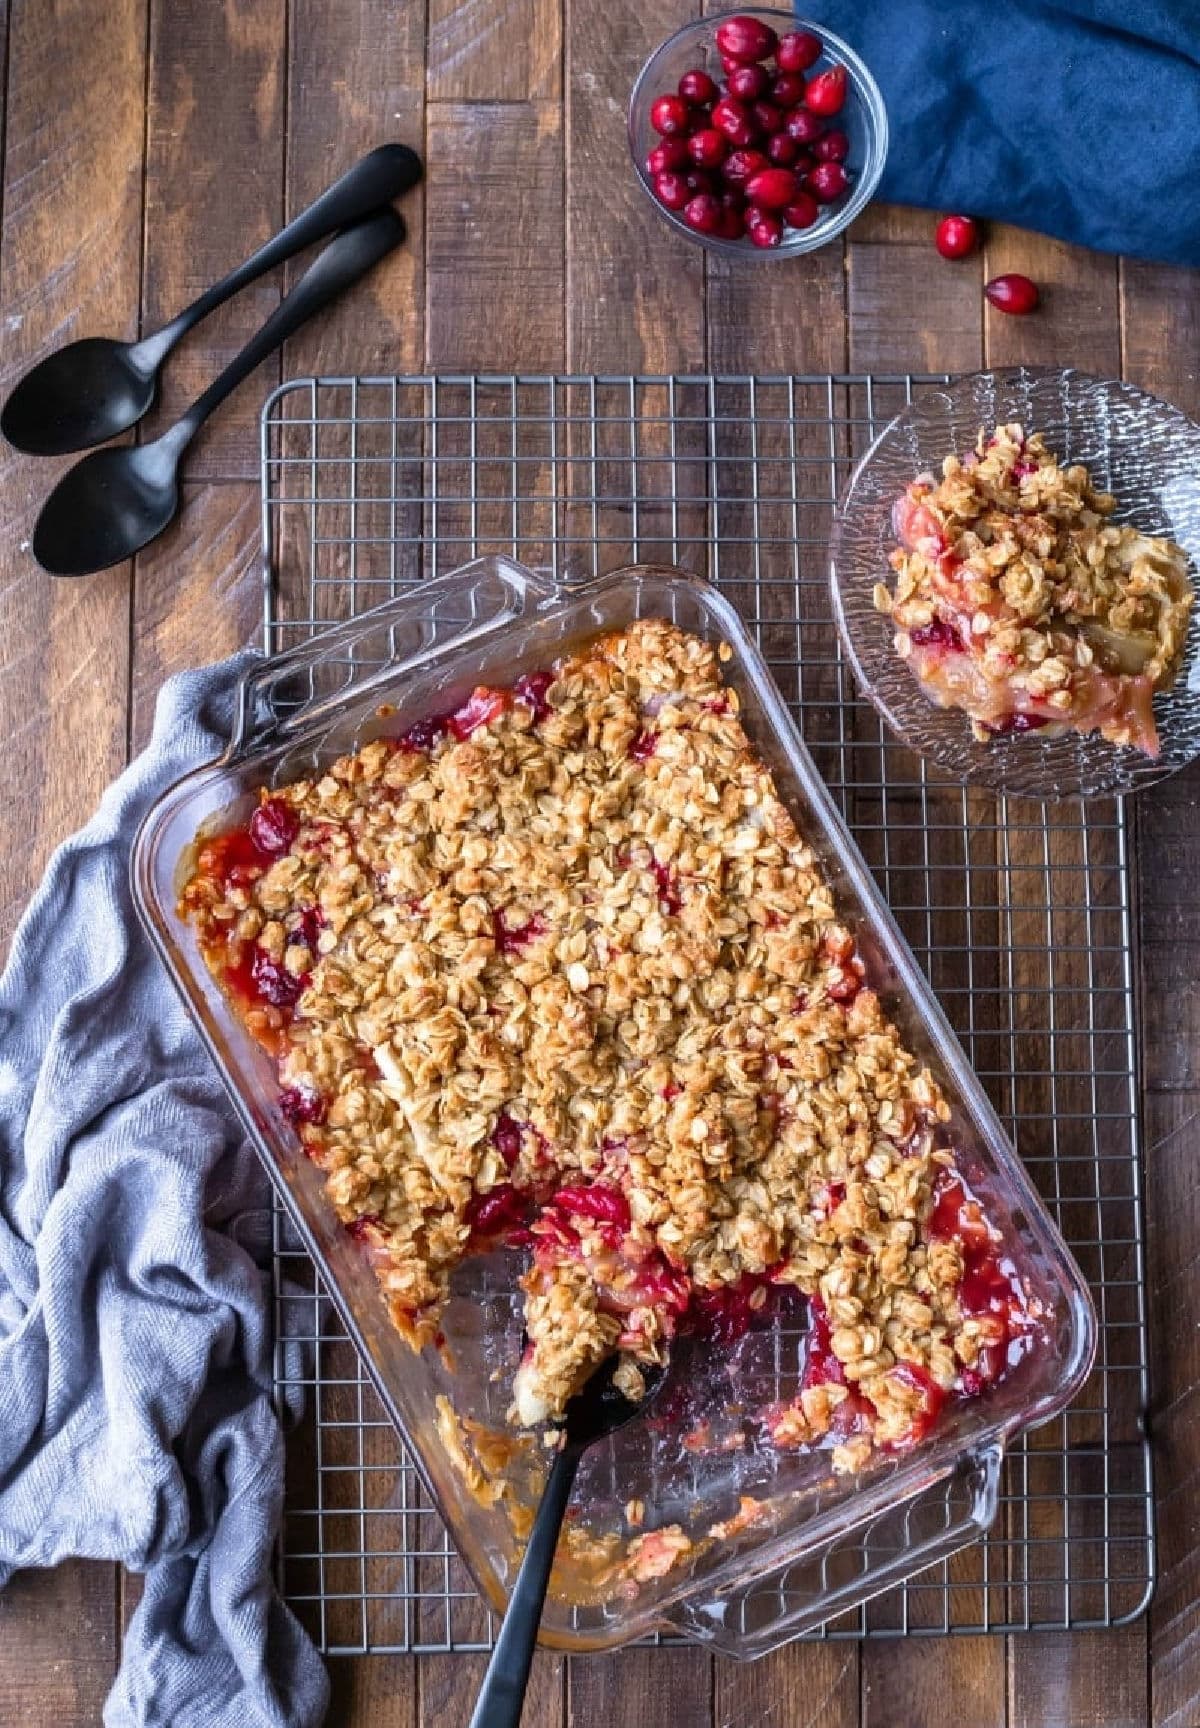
[829,366,1200,799]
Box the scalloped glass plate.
[830,367,1200,799]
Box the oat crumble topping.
[181,619,1042,1483]
[876,424,1193,755]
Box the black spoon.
[32,207,405,577]
[467,1356,666,1728]
[2,142,421,456]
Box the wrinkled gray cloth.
[0,652,330,1728]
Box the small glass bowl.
[628,9,887,258]
[830,367,1200,800]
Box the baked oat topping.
[181,619,1043,1477]
[877,423,1194,755]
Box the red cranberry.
[813,128,849,162]
[711,95,752,141]
[985,272,1040,315]
[746,209,783,248]
[783,190,819,229]
[448,686,506,739]
[935,214,979,259]
[726,63,769,101]
[647,137,688,174]
[514,668,554,721]
[250,946,305,1008]
[650,93,691,136]
[678,67,718,104]
[805,65,847,115]
[683,193,723,235]
[719,202,746,240]
[722,146,770,184]
[751,99,784,134]
[776,29,822,72]
[719,50,744,75]
[909,615,965,652]
[683,168,714,194]
[715,15,779,63]
[806,161,849,202]
[688,127,728,168]
[552,1182,632,1234]
[744,167,797,210]
[784,106,825,145]
[766,132,799,166]
[771,72,807,108]
[249,798,299,857]
[654,170,690,211]
[278,1085,326,1127]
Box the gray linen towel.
[0,652,330,1728]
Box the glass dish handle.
[225,554,558,761]
[665,1444,1004,1659]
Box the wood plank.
[429,0,561,101]
[0,0,148,1709]
[286,0,425,379]
[425,101,564,371]
[1010,1628,1149,1728]
[861,1637,1006,1728]
[569,1649,708,1728]
[140,0,286,481]
[327,1656,417,1727]
[713,1642,858,1728]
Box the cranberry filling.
[651,857,683,914]
[514,669,555,722]
[448,686,508,740]
[249,945,307,1008]
[909,615,966,653]
[551,1182,632,1234]
[492,1111,525,1168]
[683,1269,785,1347]
[984,711,1050,736]
[492,908,548,954]
[628,728,657,762]
[926,1170,1037,1393]
[278,1085,327,1127]
[465,1183,531,1241]
[801,1296,846,1390]
[394,712,451,753]
[347,1212,384,1242]
[890,1360,947,1445]
[249,797,299,857]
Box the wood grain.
[429,0,561,102]
[1009,1628,1150,1728]
[140,0,286,481]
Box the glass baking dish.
[132,556,1097,1657]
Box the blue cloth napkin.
[806,0,1200,265]
[0,653,329,1728]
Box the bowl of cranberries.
[629,10,886,255]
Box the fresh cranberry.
[647,137,688,175]
[776,29,822,72]
[678,67,718,104]
[248,797,299,857]
[935,214,979,259]
[806,161,849,202]
[721,147,770,184]
[765,132,799,166]
[784,106,825,145]
[909,615,966,652]
[683,168,714,195]
[746,209,783,248]
[711,95,753,142]
[250,946,305,1008]
[654,170,689,211]
[278,1085,327,1126]
[745,167,797,210]
[715,14,778,63]
[448,686,507,739]
[725,62,769,100]
[813,128,849,163]
[771,72,807,108]
[683,193,723,235]
[690,104,713,130]
[750,99,784,135]
[514,668,554,721]
[805,65,847,115]
[650,93,691,136]
[985,272,1040,315]
[552,1182,632,1234]
[783,191,819,229]
[719,50,744,76]
[688,127,728,168]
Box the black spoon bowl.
[32,206,406,577]
[467,1355,667,1728]
[2,142,421,457]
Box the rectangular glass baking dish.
[132,556,1097,1656]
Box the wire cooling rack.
[260,374,1154,1655]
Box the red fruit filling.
[449,686,508,740]
[551,1182,633,1234]
[466,1183,531,1242]
[278,1085,327,1127]
[628,727,657,761]
[514,668,555,721]
[249,797,299,857]
[909,615,966,654]
[492,908,548,954]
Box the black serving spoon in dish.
[2,142,421,456]
[31,206,405,577]
[467,1356,666,1728]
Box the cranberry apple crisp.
[876,424,1193,755]
[182,620,1042,1474]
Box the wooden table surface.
[1,2,1198,1725]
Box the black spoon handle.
[467,1443,582,1728]
[171,208,404,449]
[139,144,421,369]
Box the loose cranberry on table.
[985,272,1040,315]
[935,213,979,259]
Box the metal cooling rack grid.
[261,374,1154,1655]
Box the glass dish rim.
[130,556,1099,1647]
